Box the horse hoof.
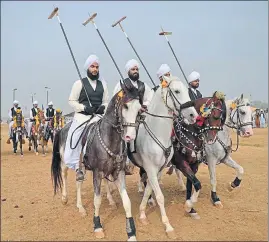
[139,217,149,225]
[35,152,39,156]
[214,201,223,209]
[94,229,105,239]
[127,236,137,241]
[42,154,46,157]
[189,212,201,220]
[61,197,68,205]
[184,200,193,213]
[227,182,237,192]
[79,207,87,217]
[166,230,177,239]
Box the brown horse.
[28,110,47,155]
[171,91,226,219]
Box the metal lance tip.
[112,16,127,27]
[48,7,59,19]
[82,13,97,26]
[159,31,172,36]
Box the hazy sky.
[1,1,268,117]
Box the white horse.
[51,89,142,241]
[176,94,254,208]
[105,76,198,238]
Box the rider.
[45,101,55,120]
[64,54,109,182]
[7,100,26,142]
[157,63,172,83]
[113,59,154,174]
[113,59,154,110]
[28,100,40,139]
[44,101,55,139]
[187,71,203,101]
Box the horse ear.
[240,93,244,100]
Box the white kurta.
[8,107,19,137]
[28,107,39,135]
[64,77,109,170]
[113,79,154,106]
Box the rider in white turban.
[187,70,202,101]
[113,59,154,107]
[7,100,22,142]
[64,54,109,181]
[83,54,100,71]
[27,100,40,139]
[113,59,154,160]
[157,64,171,79]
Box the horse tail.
[51,130,63,195]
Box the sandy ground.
[1,124,268,241]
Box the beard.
[191,83,199,89]
[128,72,139,81]
[87,70,99,80]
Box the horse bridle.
[198,98,224,134]
[227,103,252,132]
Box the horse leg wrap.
[126,217,136,238]
[93,216,102,230]
[211,191,220,203]
[193,179,201,192]
[231,177,241,188]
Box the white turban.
[157,64,171,78]
[84,54,99,71]
[187,71,200,83]
[13,100,19,104]
[125,59,140,73]
[33,100,38,105]
[48,101,53,106]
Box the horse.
[175,94,253,208]
[51,82,143,241]
[28,110,46,155]
[10,109,26,156]
[53,110,65,137]
[170,92,226,219]
[125,92,226,219]
[105,76,199,238]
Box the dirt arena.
[1,124,268,241]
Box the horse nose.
[125,136,131,142]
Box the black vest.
[46,108,55,118]
[11,107,21,117]
[122,78,145,105]
[78,78,104,108]
[11,107,16,117]
[188,88,202,101]
[31,108,38,117]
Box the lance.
[112,16,156,88]
[159,27,190,85]
[82,12,125,81]
[159,27,197,101]
[48,7,91,106]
